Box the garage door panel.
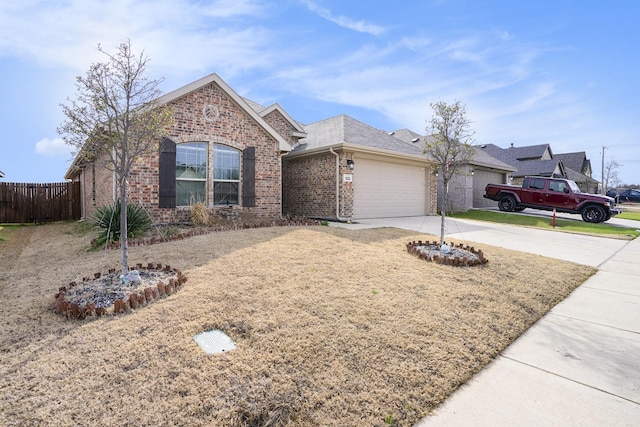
[353,159,427,219]
[473,170,504,207]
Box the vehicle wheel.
[498,195,517,212]
[581,205,606,223]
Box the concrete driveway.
[331,215,640,426]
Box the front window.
[176,142,207,206]
[213,144,240,205]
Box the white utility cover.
[193,329,236,354]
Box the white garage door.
[353,158,428,219]
[473,170,505,207]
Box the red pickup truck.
[484,176,620,223]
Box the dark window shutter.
[159,137,176,208]
[242,146,256,207]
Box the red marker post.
[552,208,556,228]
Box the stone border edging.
[54,263,187,319]
[407,240,489,266]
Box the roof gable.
[554,152,587,173]
[156,73,292,152]
[506,144,552,160]
[259,103,306,136]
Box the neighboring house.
[465,148,517,209]
[65,73,299,223]
[477,144,598,193]
[477,143,565,184]
[505,143,554,161]
[554,152,599,193]
[283,116,437,220]
[392,132,516,212]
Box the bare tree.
[58,40,173,275]
[603,160,622,191]
[424,101,475,248]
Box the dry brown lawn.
[0,222,596,426]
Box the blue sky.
[1,0,638,185]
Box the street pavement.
[330,214,640,426]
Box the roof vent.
[411,137,420,143]
[388,131,395,135]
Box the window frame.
[213,144,241,206]
[175,142,208,207]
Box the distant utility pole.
[601,145,606,194]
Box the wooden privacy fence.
[0,182,81,223]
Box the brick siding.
[78,81,285,224]
[282,151,355,220]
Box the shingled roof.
[476,144,519,167]
[290,115,425,159]
[513,159,564,178]
[506,143,552,160]
[554,152,590,174]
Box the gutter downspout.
[280,152,286,219]
[329,147,349,222]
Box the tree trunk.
[440,179,448,246]
[119,180,128,276]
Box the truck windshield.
[567,180,581,193]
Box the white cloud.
[0,0,272,75]
[35,137,73,157]
[302,1,386,36]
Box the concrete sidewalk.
[331,216,640,426]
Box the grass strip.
[451,210,639,239]
[617,211,640,221]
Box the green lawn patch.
[618,211,640,221]
[0,225,14,242]
[451,210,640,239]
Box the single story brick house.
[65,73,305,223]
[65,73,444,223]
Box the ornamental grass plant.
[91,200,151,246]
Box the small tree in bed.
[58,39,173,275]
[424,100,475,248]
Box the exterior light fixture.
[346,159,355,170]
[470,169,475,176]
